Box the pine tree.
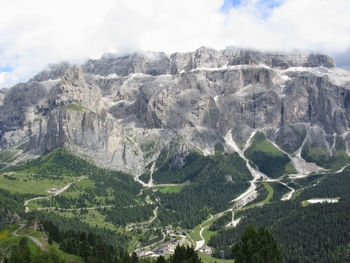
[232,225,282,263]
[170,245,202,263]
[156,256,166,263]
[131,252,139,263]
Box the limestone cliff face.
[0,47,349,175]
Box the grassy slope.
[190,215,218,243]
[2,148,144,209]
[302,136,350,171]
[0,224,82,262]
[50,209,118,231]
[0,173,75,196]
[202,228,218,246]
[269,182,290,201]
[4,148,98,178]
[59,178,95,199]
[245,183,274,209]
[199,253,234,263]
[0,148,169,256]
[156,185,185,193]
[245,132,295,178]
[190,212,228,247]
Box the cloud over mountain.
[0,0,349,87]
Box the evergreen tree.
[170,245,202,263]
[10,237,31,263]
[156,256,166,263]
[120,252,131,263]
[131,252,139,263]
[232,225,282,263]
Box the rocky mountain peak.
[29,48,336,83]
[31,62,71,82]
[62,66,86,84]
[48,66,104,115]
[0,46,348,175]
[83,51,170,77]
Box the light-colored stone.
[0,47,348,177]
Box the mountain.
[1,46,349,179]
[2,46,350,262]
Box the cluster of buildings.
[135,231,186,258]
[197,245,212,254]
[135,227,212,258]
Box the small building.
[153,248,164,255]
[166,229,174,235]
[144,251,154,257]
[48,188,58,193]
[200,246,212,254]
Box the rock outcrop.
[0,46,349,176]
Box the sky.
[0,0,350,88]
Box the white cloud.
[0,0,350,88]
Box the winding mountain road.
[37,205,114,212]
[24,176,86,213]
[126,207,159,230]
[12,224,46,251]
[195,226,208,250]
[139,231,166,250]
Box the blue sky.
[220,0,243,11]
[221,0,285,19]
[0,66,13,73]
[221,0,284,11]
[0,0,349,87]
[218,0,350,69]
